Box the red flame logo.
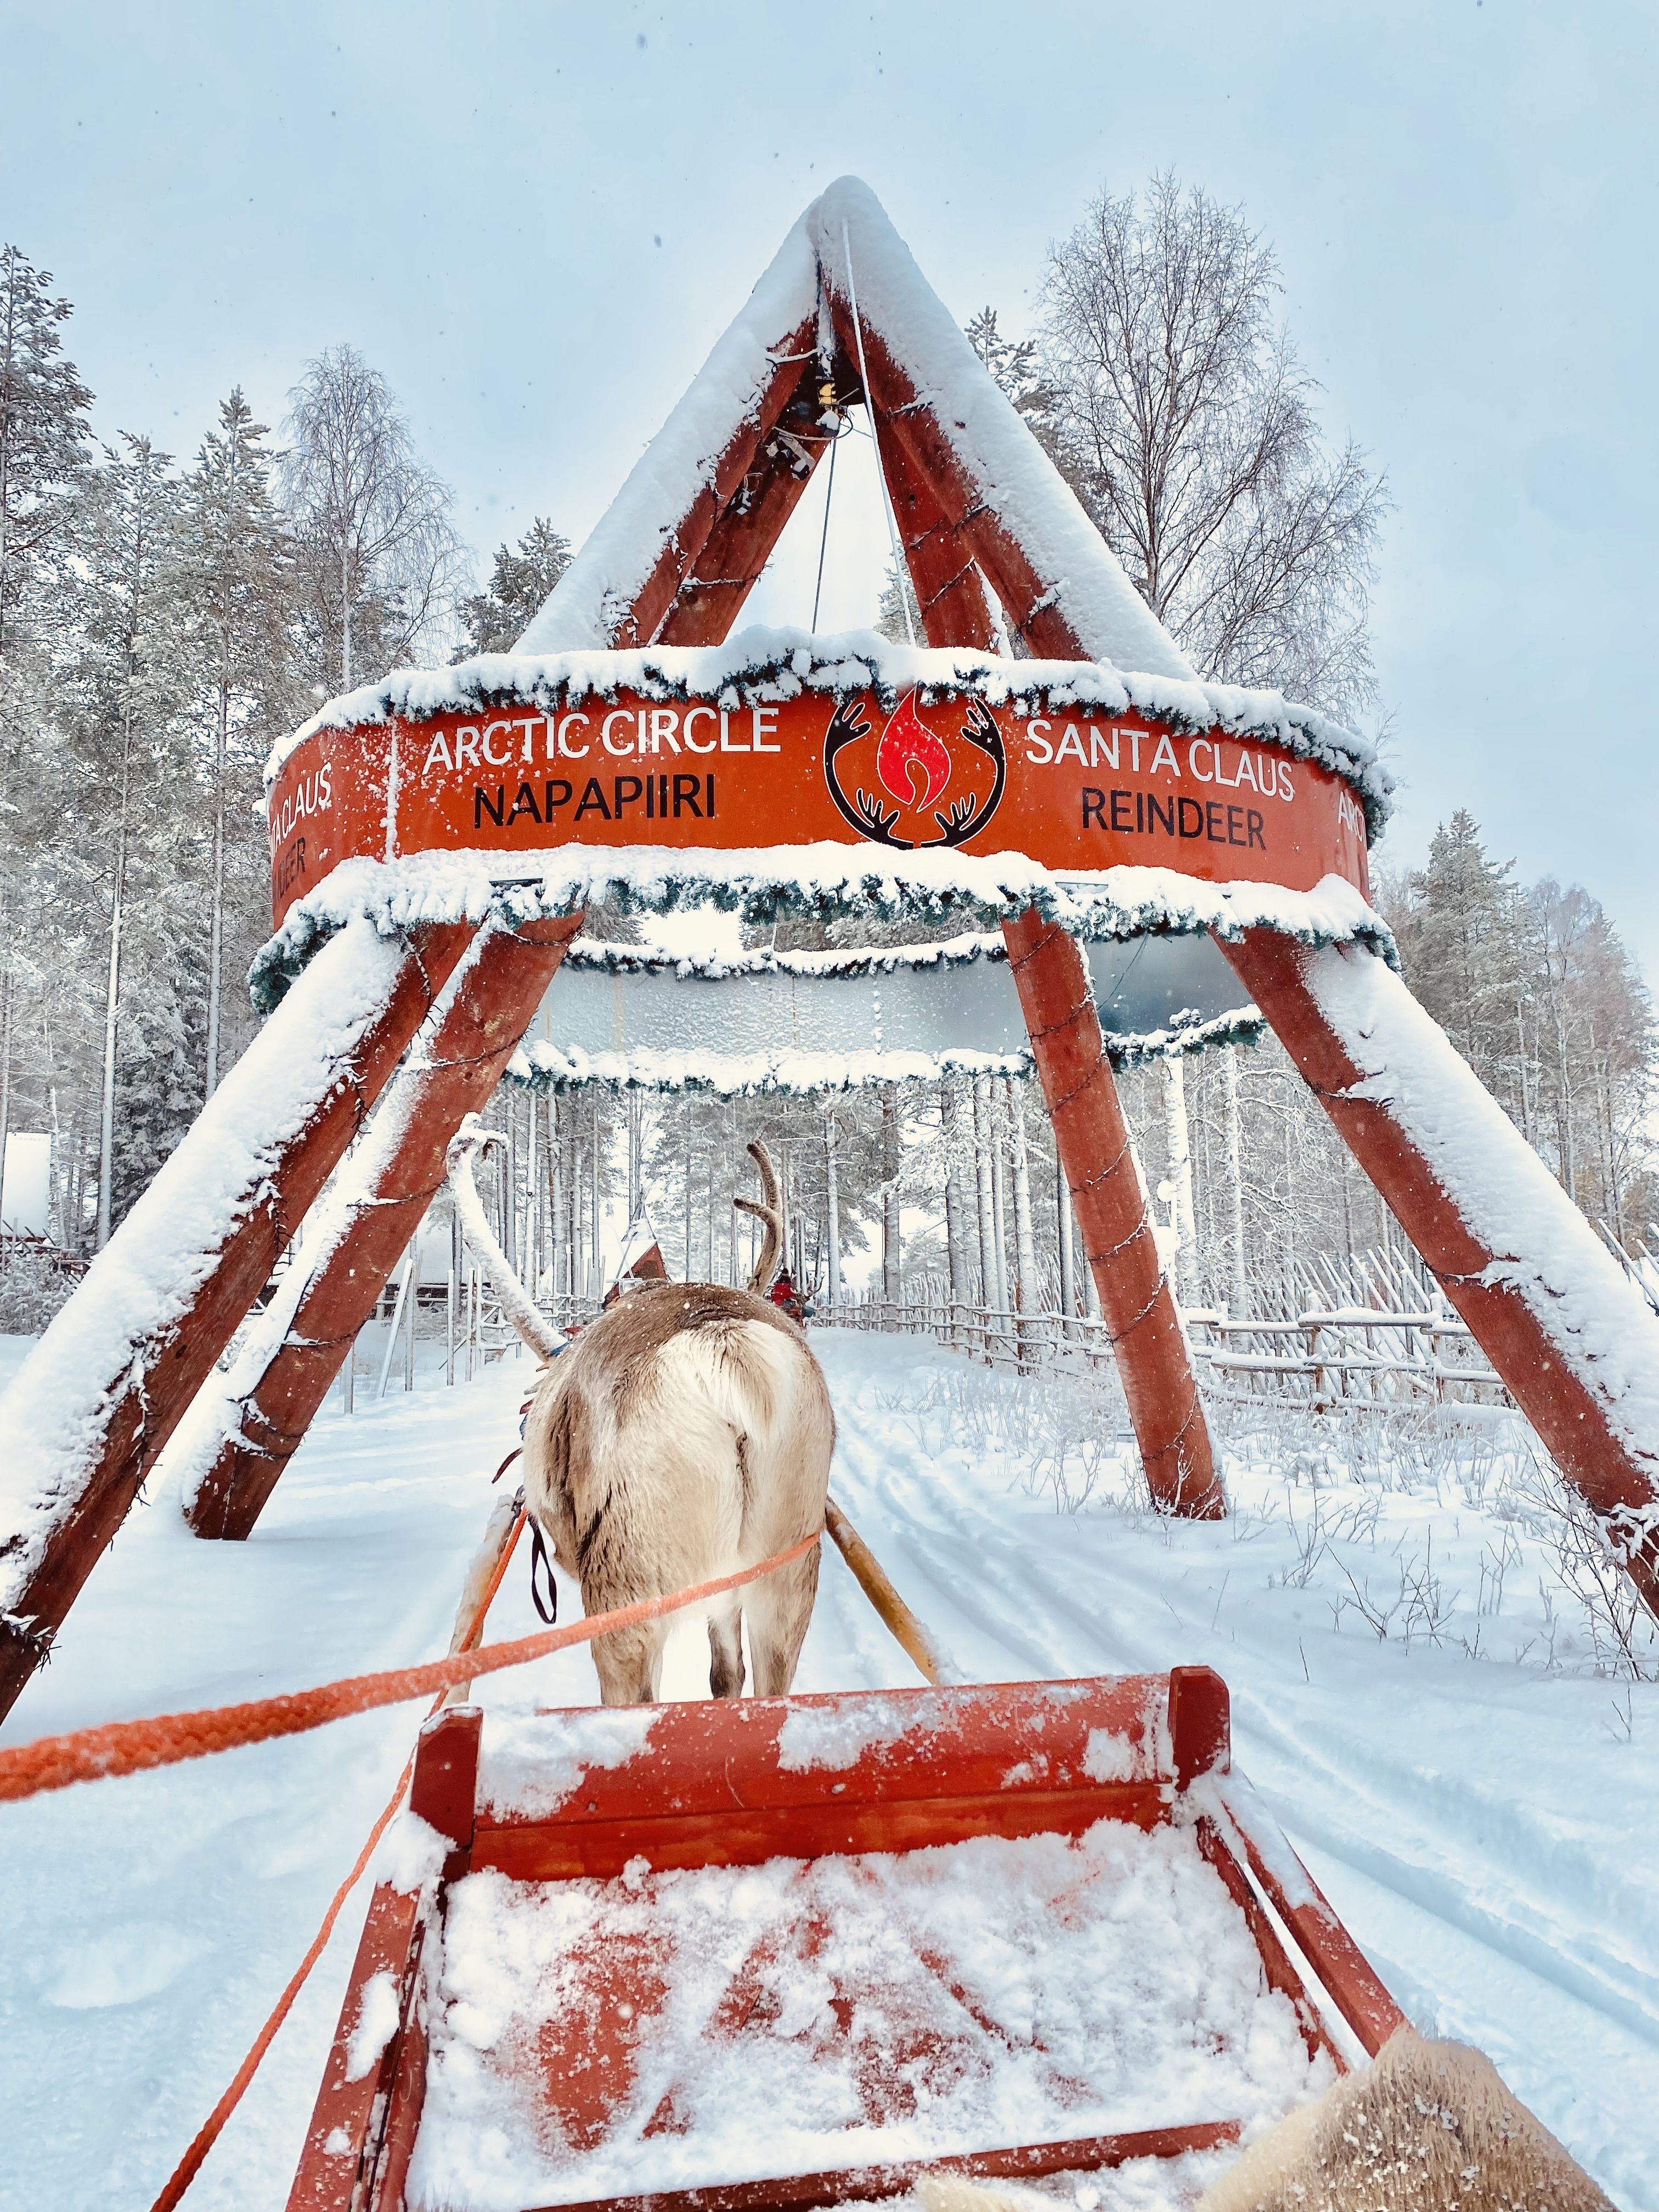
[876,690,952,810]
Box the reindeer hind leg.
[590,1618,665,1706]
[746,1547,822,1697]
[707,1598,746,1698]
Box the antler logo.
[823,689,1006,850]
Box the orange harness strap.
[0,1528,820,1803]
[134,1519,815,2210]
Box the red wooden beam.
[658,361,839,647]
[1219,929,1659,1620]
[0,919,478,1722]
[286,1871,433,2212]
[839,339,1221,1519]
[523,2126,1245,2212]
[870,410,1000,652]
[1217,1776,1408,2060]
[184,915,584,1541]
[606,316,818,648]
[1002,910,1224,1519]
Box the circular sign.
[266,676,1371,929]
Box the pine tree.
[50,437,194,1242]
[0,247,94,1218]
[876,556,920,644]
[0,245,94,656]
[964,306,1054,431]
[1393,810,1528,1099]
[456,517,572,656]
[109,930,206,1223]
[177,390,294,1090]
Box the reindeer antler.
[447,1115,563,1361]
[733,1138,783,1294]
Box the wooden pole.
[1003,911,1223,1518]
[839,312,1218,1509]
[0,919,478,1718]
[1219,928,1659,1616]
[183,916,584,1541]
[823,1498,945,1686]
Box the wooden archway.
[2,178,1654,1724]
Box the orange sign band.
[267,684,1370,929]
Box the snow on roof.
[514,216,820,657]
[510,178,1194,684]
[805,177,1195,680]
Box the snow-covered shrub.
[0,1248,78,1335]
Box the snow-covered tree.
[456,517,571,657]
[281,345,465,692]
[0,245,93,656]
[52,436,194,1241]
[1036,173,1386,722]
[176,389,295,1091]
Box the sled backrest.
[417,1667,1230,1880]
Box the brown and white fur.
[909,2028,1612,2212]
[447,1119,834,1705]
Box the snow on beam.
[512,178,1197,675]
[174,914,583,1542]
[874,414,1000,652]
[656,362,842,647]
[806,177,1195,680]
[515,221,822,653]
[1223,930,1659,1617]
[0,917,479,1717]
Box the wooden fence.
[818,1270,1511,1412]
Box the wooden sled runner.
[290,1668,1404,2212]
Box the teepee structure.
[3,177,1656,1723]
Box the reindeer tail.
[446,1114,564,1361]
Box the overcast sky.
[6,1,1656,972]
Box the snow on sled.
[289,1669,1404,2212]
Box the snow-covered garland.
[1103,1004,1269,1071]
[502,1009,1270,1099]
[263,629,1393,842]
[249,848,1397,1015]
[489,940,1267,1094]
[556,928,1007,982]
[506,1041,1035,1098]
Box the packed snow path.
[0,1329,1654,2210]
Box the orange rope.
[145,1515,528,2211]
[142,1515,814,2209]
[0,1530,820,1803]
[147,1740,417,2212]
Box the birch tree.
[281,345,465,691]
[1037,173,1386,720]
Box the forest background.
[0,176,1652,1327]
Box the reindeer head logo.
[823,689,1006,850]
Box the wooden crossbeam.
[0,920,478,1720]
[183,915,585,1542]
[1221,928,1659,1620]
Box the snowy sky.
[7,1,1657,975]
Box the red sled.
[289,1669,1404,2212]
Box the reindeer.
[910,2029,1613,2212]
[446,1118,834,1705]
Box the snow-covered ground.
[1,1328,1654,2210]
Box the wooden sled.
[289,1669,1404,2212]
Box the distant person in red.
[768,1268,810,1324]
